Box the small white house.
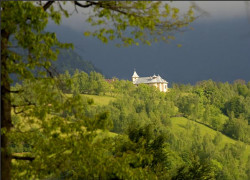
[132,70,168,92]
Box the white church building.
[132,70,168,92]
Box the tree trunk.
[1,29,12,180]
[1,3,54,179]
[1,77,12,180]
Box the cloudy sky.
[49,1,250,84]
[59,1,250,31]
[173,1,249,20]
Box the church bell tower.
[132,70,139,84]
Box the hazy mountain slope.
[53,48,102,75]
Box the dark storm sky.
[47,2,250,84]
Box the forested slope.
[11,70,250,179]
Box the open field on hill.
[66,94,116,106]
[82,94,116,106]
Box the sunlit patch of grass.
[81,94,116,106]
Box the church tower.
[132,70,139,84]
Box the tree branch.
[94,2,131,16]
[9,90,23,94]
[74,1,93,8]
[74,1,134,17]
[12,155,35,161]
[2,86,23,95]
[11,101,36,108]
[43,1,55,11]
[13,107,25,115]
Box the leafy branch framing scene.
[1,1,250,180]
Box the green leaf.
[84,31,91,36]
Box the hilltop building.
[132,70,168,92]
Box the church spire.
[132,69,139,83]
[132,70,139,78]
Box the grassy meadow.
[82,94,116,106]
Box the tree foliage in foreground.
[1,1,195,179]
[6,0,250,179]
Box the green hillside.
[11,72,250,179]
[171,117,250,161]
[171,117,235,146]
